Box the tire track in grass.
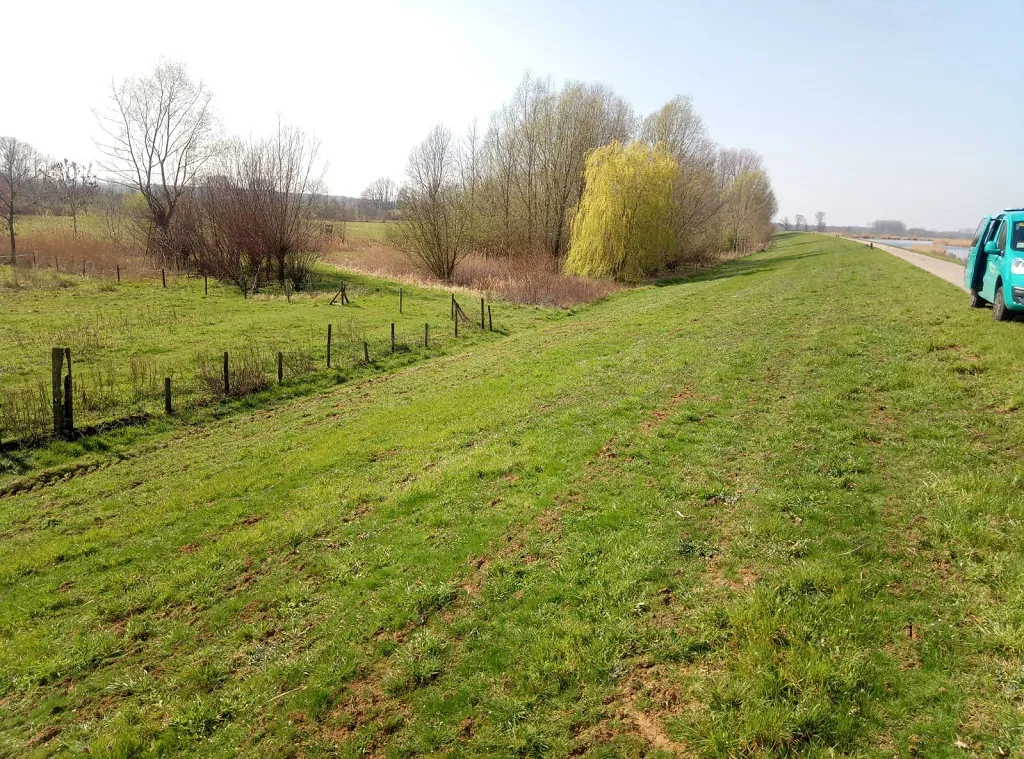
[303,239,1024,757]
[1,255,757,755]
[305,344,777,756]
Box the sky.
[6,0,1022,231]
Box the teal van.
[964,210,1024,320]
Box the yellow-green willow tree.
[564,142,678,281]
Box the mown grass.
[2,233,1024,756]
[0,262,559,464]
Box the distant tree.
[95,60,218,264]
[393,125,472,282]
[871,219,907,236]
[780,216,791,231]
[718,149,778,253]
[361,176,396,219]
[44,160,99,236]
[794,214,806,232]
[0,137,44,265]
[564,142,678,281]
[815,211,826,233]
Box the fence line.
[1,302,498,447]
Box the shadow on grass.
[655,249,827,288]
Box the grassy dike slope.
[3,233,1024,757]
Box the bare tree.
[44,160,99,236]
[719,149,777,252]
[794,214,807,232]
[94,60,217,264]
[197,122,327,293]
[0,137,43,264]
[479,74,634,258]
[393,125,471,281]
[640,96,722,263]
[815,211,826,233]
[360,176,397,219]
[780,216,791,231]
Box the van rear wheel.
[969,289,985,308]
[993,286,1012,321]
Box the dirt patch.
[639,389,697,432]
[607,665,696,756]
[599,439,617,459]
[707,556,759,591]
[324,677,398,749]
[25,725,60,748]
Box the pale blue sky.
[8,0,1021,230]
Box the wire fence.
[0,296,493,447]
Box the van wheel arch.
[993,280,1012,321]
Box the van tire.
[993,285,1011,321]
[969,289,985,308]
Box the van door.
[981,219,1007,302]
[965,217,991,292]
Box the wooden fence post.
[455,309,459,337]
[164,378,173,414]
[51,348,65,437]
[480,298,485,329]
[62,348,74,435]
[363,341,369,364]
[55,256,59,272]
[488,305,493,332]
[116,264,121,283]
[278,351,284,384]
[400,287,403,313]
[204,275,209,295]
[424,323,429,348]
[327,324,333,368]
[162,269,167,288]
[391,323,395,353]
[223,352,230,395]
[451,293,455,320]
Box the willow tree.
[564,142,677,281]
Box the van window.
[971,219,987,248]
[1013,221,1024,251]
[997,222,1008,251]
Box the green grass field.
[15,214,390,245]
[0,263,558,470]
[13,214,107,238]
[3,234,1024,756]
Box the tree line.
[2,63,780,289]
[392,74,778,282]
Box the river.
[867,238,970,262]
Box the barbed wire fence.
[0,285,495,447]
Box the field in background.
[0,262,557,447]
[3,234,1024,756]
